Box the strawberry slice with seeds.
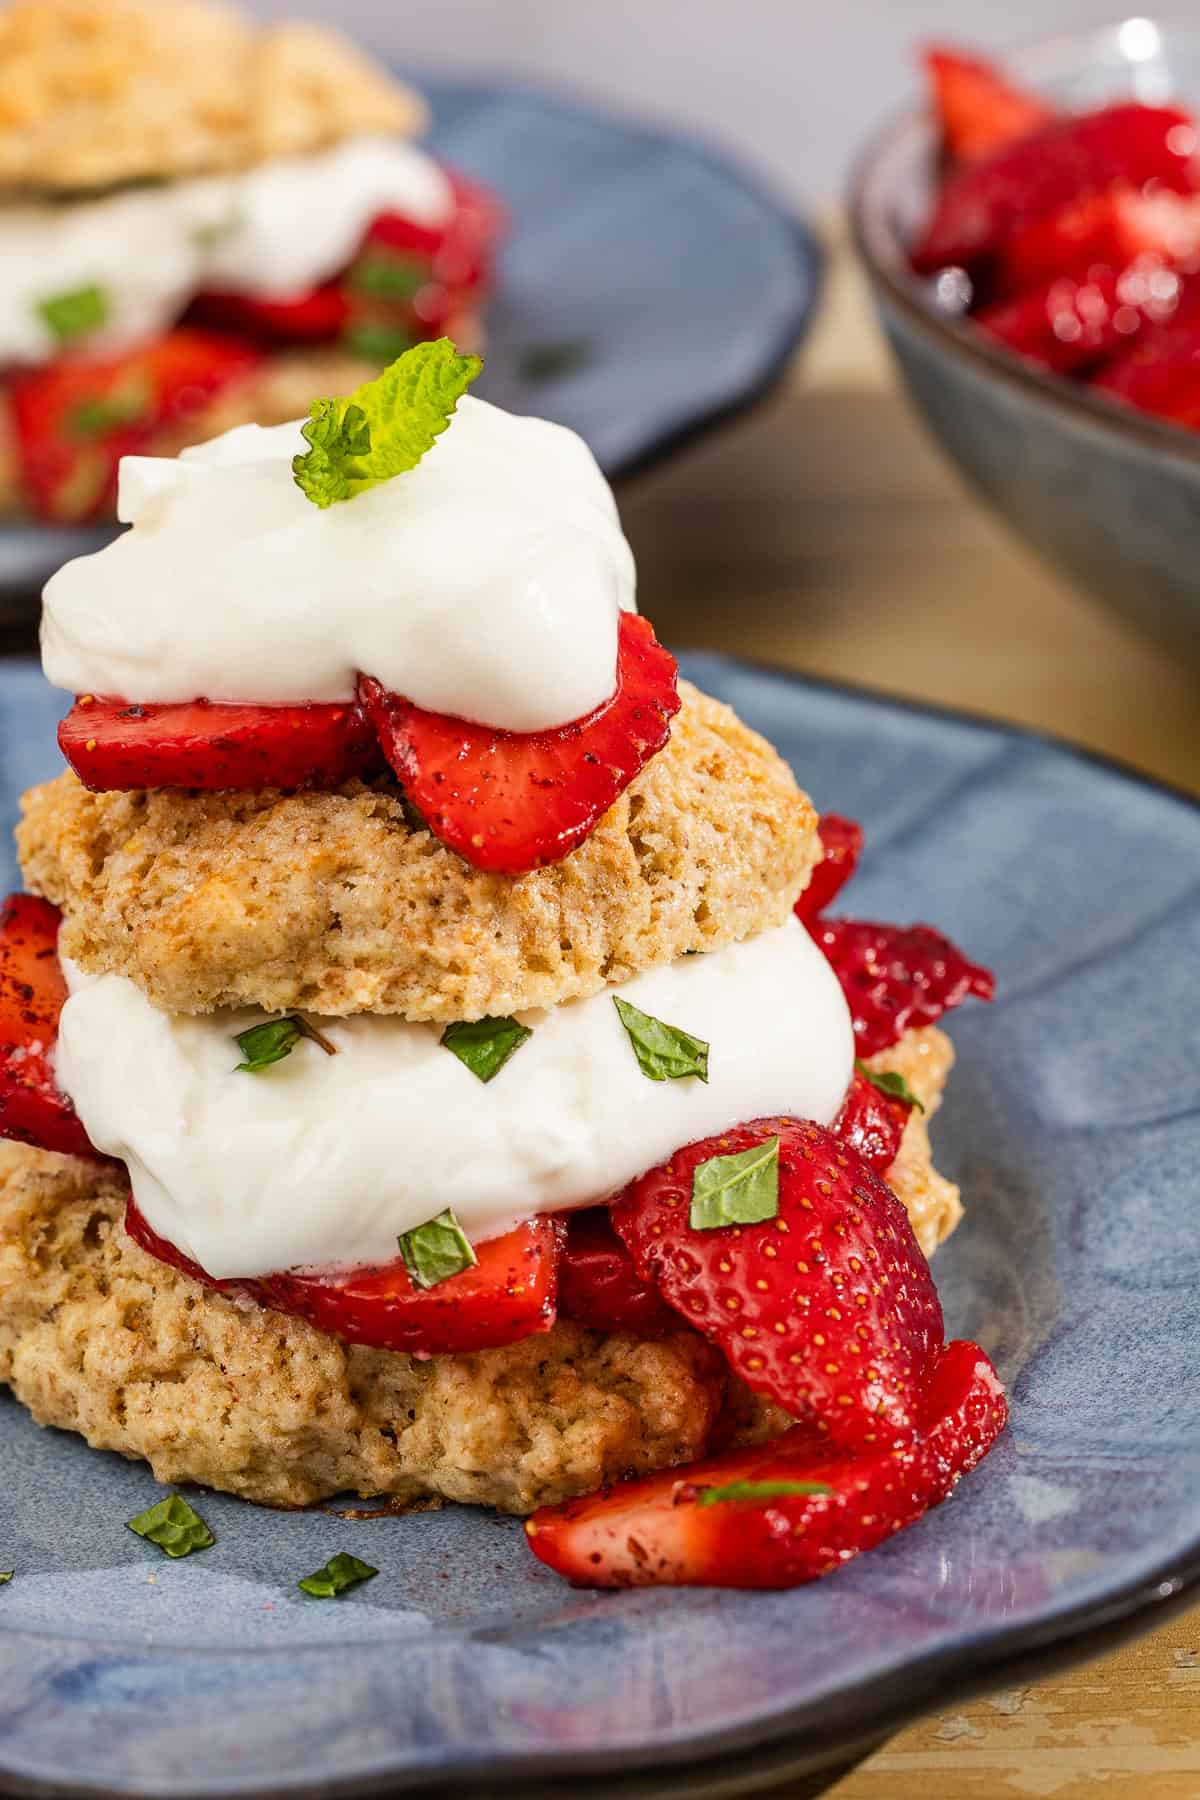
[559,1208,679,1336]
[0,894,98,1159]
[808,918,995,1057]
[912,103,1200,276]
[59,694,385,793]
[925,46,1053,165]
[833,1068,912,1176]
[9,329,262,522]
[525,1337,1007,1588]
[610,1119,944,1452]
[795,814,864,922]
[124,1199,565,1356]
[359,612,681,874]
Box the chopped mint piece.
[441,1015,531,1084]
[298,1551,378,1598]
[613,996,709,1083]
[127,1494,215,1559]
[70,375,153,440]
[0,1571,12,1586]
[293,336,481,507]
[340,322,419,364]
[234,1015,337,1073]
[690,1136,780,1232]
[37,283,109,344]
[398,1208,477,1290]
[348,251,427,300]
[698,1479,832,1507]
[855,1060,925,1113]
[189,207,243,252]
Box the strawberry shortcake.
[0,341,1003,1589]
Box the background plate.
[0,77,822,605]
[1,654,1199,1798]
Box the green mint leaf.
[340,322,419,364]
[855,1060,925,1114]
[441,1015,531,1084]
[348,250,427,300]
[37,283,109,344]
[298,1551,378,1598]
[613,996,709,1083]
[397,1208,478,1290]
[690,1136,780,1231]
[0,1571,12,1586]
[70,375,153,441]
[697,1479,833,1507]
[127,1494,215,1558]
[189,207,243,252]
[519,339,593,384]
[234,1015,336,1073]
[293,336,481,508]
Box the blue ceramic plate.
[2,654,1199,1799]
[0,77,822,603]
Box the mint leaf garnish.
[613,996,709,1083]
[441,1015,531,1084]
[37,283,109,344]
[698,1479,832,1507]
[293,336,482,508]
[234,1015,337,1073]
[70,375,153,441]
[298,1552,378,1598]
[855,1060,925,1114]
[398,1208,477,1290]
[690,1136,780,1231]
[348,251,426,300]
[127,1495,214,1558]
[341,322,419,365]
[0,1571,12,1586]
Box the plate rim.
[1,654,1197,1799]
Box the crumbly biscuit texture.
[0,0,425,194]
[19,682,821,1020]
[0,1029,960,1510]
[863,1023,962,1259]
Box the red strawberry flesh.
[558,1208,679,1336]
[833,1068,912,1176]
[610,1119,944,1451]
[795,813,864,922]
[58,695,385,792]
[359,611,681,874]
[525,1337,1007,1588]
[925,45,1053,165]
[808,917,995,1057]
[0,894,98,1159]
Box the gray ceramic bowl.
[850,17,1200,664]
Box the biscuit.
[19,682,821,1020]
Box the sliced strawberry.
[187,283,351,345]
[833,1068,911,1176]
[992,186,1200,299]
[366,170,505,296]
[359,612,681,874]
[795,814,864,922]
[525,1338,1007,1588]
[558,1208,679,1336]
[9,329,262,523]
[1091,315,1200,425]
[808,918,995,1057]
[610,1120,943,1451]
[925,46,1053,165]
[58,694,385,793]
[124,1198,565,1356]
[975,267,1149,374]
[912,103,1200,276]
[0,894,98,1159]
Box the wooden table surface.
[620,233,1200,1799]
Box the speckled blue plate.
[2,653,1199,1799]
[0,76,822,604]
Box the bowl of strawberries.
[851,21,1200,663]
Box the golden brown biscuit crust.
[18,682,821,1021]
[0,0,425,196]
[0,1029,960,1511]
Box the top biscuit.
[0,0,426,195]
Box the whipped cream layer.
[0,137,451,365]
[57,920,855,1280]
[41,396,634,731]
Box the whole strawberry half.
[59,695,385,792]
[925,46,1053,166]
[525,1337,1007,1588]
[808,918,995,1057]
[795,813,864,922]
[610,1119,944,1452]
[359,611,680,874]
[833,1068,912,1176]
[0,894,98,1159]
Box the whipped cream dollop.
[0,137,451,365]
[41,395,635,731]
[56,920,855,1280]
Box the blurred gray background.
[248,0,1147,202]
